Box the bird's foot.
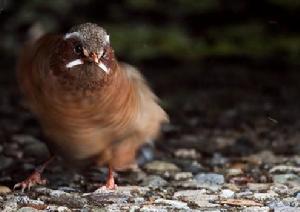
[14,171,47,192]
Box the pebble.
[17,207,40,212]
[220,189,235,199]
[23,141,50,159]
[182,160,204,174]
[141,175,168,188]
[154,198,190,210]
[242,206,270,212]
[248,183,270,191]
[0,156,13,171]
[140,205,168,212]
[235,191,254,198]
[227,168,243,176]
[0,185,11,194]
[270,166,300,174]
[144,161,180,174]
[12,134,41,145]
[273,206,300,212]
[174,148,200,159]
[270,184,289,195]
[173,172,193,180]
[195,173,225,191]
[173,189,219,208]
[272,174,300,185]
[254,191,279,201]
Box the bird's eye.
[74,44,83,55]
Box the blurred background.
[0,0,299,184]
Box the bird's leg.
[14,156,55,192]
[103,165,117,189]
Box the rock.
[173,172,193,180]
[254,191,279,201]
[272,174,300,185]
[270,166,300,174]
[227,168,243,176]
[141,175,168,188]
[173,189,219,208]
[273,206,300,212]
[270,184,289,195]
[211,153,228,166]
[182,160,204,174]
[23,141,50,159]
[0,156,13,171]
[17,207,40,212]
[154,198,190,210]
[235,191,254,198]
[245,150,279,164]
[220,189,235,199]
[115,186,150,196]
[172,179,199,188]
[144,161,180,174]
[12,134,40,145]
[0,185,11,194]
[195,173,225,191]
[242,206,270,212]
[174,148,200,159]
[140,205,168,212]
[248,183,270,192]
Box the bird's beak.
[89,52,99,63]
[83,50,109,74]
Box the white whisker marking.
[98,62,109,73]
[66,59,83,68]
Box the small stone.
[254,191,278,201]
[195,173,225,191]
[154,198,190,210]
[273,206,300,212]
[0,156,13,171]
[172,179,199,188]
[270,166,300,174]
[273,174,300,185]
[227,168,243,176]
[23,141,50,159]
[140,205,168,212]
[270,184,289,195]
[144,161,180,173]
[248,183,270,191]
[174,148,200,159]
[220,189,235,199]
[0,185,11,194]
[57,206,71,212]
[182,160,204,174]
[242,206,270,212]
[17,207,40,212]
[141,175,168,188]
[173,172,193,180]
[12,134,40,144]
[173,189,219,208]
[236,191,254,198]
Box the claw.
[13,171,47,192]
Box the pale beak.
[89,52,109,74]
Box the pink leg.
[103,165,117,189]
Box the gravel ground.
[0,72,300,212]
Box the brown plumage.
[16,23,168,190]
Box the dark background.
[0,0,299,158]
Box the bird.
[15,23,168,191]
